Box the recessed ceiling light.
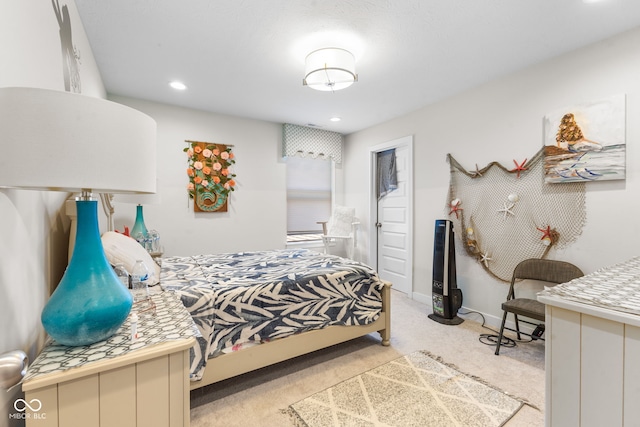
[330,117,341,122]
[169,81,187,90]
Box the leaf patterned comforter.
[160,249,384,380]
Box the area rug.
[286,350,524,427]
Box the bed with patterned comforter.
[160,249,385,381]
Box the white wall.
[345,27,640,325]
[0,2,105,425]
[107,96,289,256]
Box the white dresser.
[538,257,640,427]
[21,291,198,427]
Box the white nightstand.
[538,256,640,427]
[21,291,198,427]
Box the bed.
[102,232,391,390]
[159,248,391,390]
[102,232,391,389]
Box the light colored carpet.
[287,350,524,427]
[190,290,545,426]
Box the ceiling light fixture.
[303,48,357,92]
[330,117,341,122]
[169,81,187,90]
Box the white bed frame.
[190,281,392,390]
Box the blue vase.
[41,200,133,346]
[130,204,148,240]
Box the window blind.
[286,156,332,234]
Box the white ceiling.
[75,0,640,135]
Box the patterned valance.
[282,123,343,164]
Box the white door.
[370,137,413,295]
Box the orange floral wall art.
[185,140,236,212]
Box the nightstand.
[21,291,198,427]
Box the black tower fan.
[428,219,463,325]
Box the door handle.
[375,222,382,228]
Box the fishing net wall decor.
[446,147,586,282]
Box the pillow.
[327,206,356,237]
[101,231,161,285]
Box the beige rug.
[286,351,524,427]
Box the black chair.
[494,258,583,355]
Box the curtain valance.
[282,123,343,164]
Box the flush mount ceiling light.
[303,48,357,92]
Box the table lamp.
[0,87,156,346]
[115,186,163,255]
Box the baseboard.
[412,291,431,306]
[411,291,538,335]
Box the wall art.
[543,94,626,183]
[53,0,82,93]
[447,149,586,282]
[185,140,236,212]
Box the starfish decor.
[497,202,515,219]
[480,252,492,268]
[511,158,528,178]
[537,225,552,240]
[471,164,483,178]
[449,200,463,219]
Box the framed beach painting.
[543,94,626,183]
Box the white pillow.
[101,231,161,285]
[327,206,356,237]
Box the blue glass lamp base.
[130,204,148,240]
[41,200,133,346]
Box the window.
[286,156,332,240]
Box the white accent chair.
[317,206,359,260]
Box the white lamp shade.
[114,179,162,205]
[114,192,162,205]
[0,87,156,194]
[304,48,357,92]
